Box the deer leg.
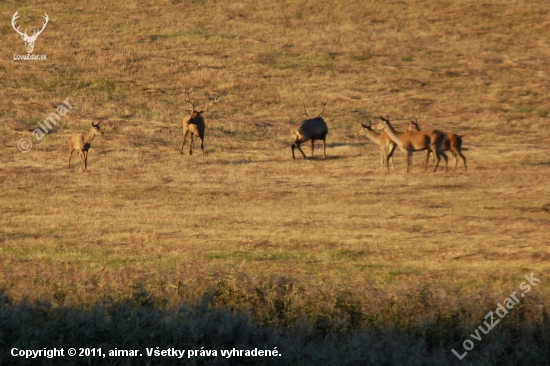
[425,151,431,170]
[189,134,194,155]
[200,136,204,157]
[388,144,396,170]
[460,152,467,171]
[452,147,467,171]
[431,144,441,173]
[78,150,86,171]
[406,151,412,173]
[322,137,326,158]
[310,139,315,157]
[181,130,189,154]
[84,151,88,170]
[382,149,389,170]
[68,147,74,169]
[297,142,307,159]
[433,146,448,173]
[451,150,458,170]
[441,150,448,172]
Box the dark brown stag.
[291,98,329,159]
[181,88,220,156]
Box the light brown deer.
[407,119,467,171]
[377,116,448,173]
[67,122,104,171]
[181,88,220,156]
[359,122,397,171]
[292,98,329,159]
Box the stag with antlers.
[12,11,49,54]
[291,98,329,159]
[181,88,220,156]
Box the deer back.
[183,112,206,136]
[446,133,463,150]
[297,117,328,141]
[399,131,432,150]
[407,120,451,149]
[69,132,87,150]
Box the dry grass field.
[1,0,550,364]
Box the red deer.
[407,119,467,171]
[377,116,448,173]
[67,122,103,171]
[181,88,220,156]
[292,98,329,159]
[359,122,397,171]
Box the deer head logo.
[12,11,49,54]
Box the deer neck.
[84,129,97,145]
[363,129,381,145]
[383,122,404,149]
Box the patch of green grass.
[517,106,534,114]
[94,78,118,97]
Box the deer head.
[291,129,302,144]
[12,11,49,54]
[360,121,373,130]
[375,115,392,130]
[91,122,104,136]
[407,118,421,132]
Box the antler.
[202,96,221,113]
[316,101,327,118]
[184,87,196,112]
[300,96,311,119]
[300,97,327,119]
[11,11,27,39]
[29,13,48,41]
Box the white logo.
[12,11,48,54]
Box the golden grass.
[1,0,550,360]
